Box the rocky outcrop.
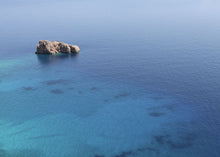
[35,40,80,54]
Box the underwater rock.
[35,40,80,54]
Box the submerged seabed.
[0,53,208,157]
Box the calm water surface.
[0,1,220,157]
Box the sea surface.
[1,0,220,157]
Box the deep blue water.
[1,1,220,157]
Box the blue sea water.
[1,0,220,157]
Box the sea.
[0,0,220,157]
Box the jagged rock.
[35,40,80,54]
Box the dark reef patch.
[50,89,64,94]
[43,79,69,86]
[104,99,109,102]
[90,87,98,91]
[167,140,193,149]
[114,92,130,99]
[0,149,7,157]
[167,133,197,149]
[139,147,159,154]
[149,112,165,117]
[114,150,133,157]
[151,96,163,100]
[68,87,74,90]
[78,90,83,94]
[113,146,159,157]
[153,135,170,145]
[22,87,36,91]
[94,155,105,157]
[153,132,197,149]
[0,148,44,157]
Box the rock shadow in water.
[37,53,78,64]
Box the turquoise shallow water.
[0,54,196,157]
[1,0,220,157]
[0,45,218,157]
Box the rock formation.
[35,40,80,54]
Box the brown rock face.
[35,40,80,54]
